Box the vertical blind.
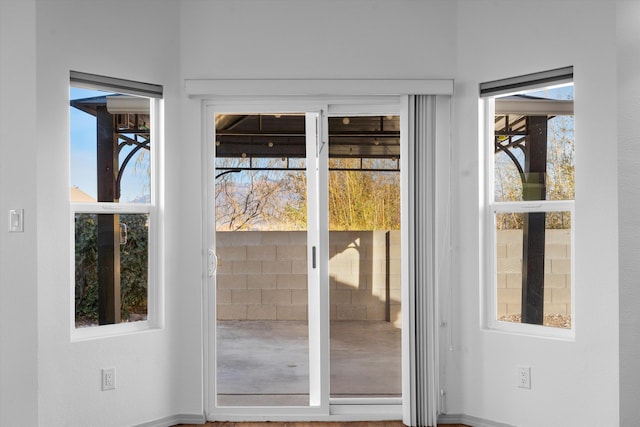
[405,95,441,427]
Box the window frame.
[481,70,575,340]
[69,72,163,340]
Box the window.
[70,71,162,331]
[481,67,574,336]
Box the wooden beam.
[521,115,547,325]
[96,106,121,325]
[97,214,120,325]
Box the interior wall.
[452,1,618,426]
[0,1,39,425]
[180,0,457,79]
[616,1,640,425]
[0,1,626,425]
[35,1,183,425]
[177,0,460,417]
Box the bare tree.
[216,173,277,230]
[214,157,401,231]
[215,158,307,231]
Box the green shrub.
[74,213,148,324]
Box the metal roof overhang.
[494,95,574,137]
[495,96,573,116]
[215,114,400,160]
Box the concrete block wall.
[216,230,401,326]
[329,231,401,326]
[496,229,572,316]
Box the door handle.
[208,249,218,277]
[312,246,316,269]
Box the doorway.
[205,101,404,419]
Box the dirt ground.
[498,314,571,329]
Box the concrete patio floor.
[216,320,401,406]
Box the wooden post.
[96,105,121,325]
[521,115,547,325]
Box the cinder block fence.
[496,229,572,317]
[215,229,571,325]
[216,231,401,326]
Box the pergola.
[71,95,150,325]
[215,114,400,172]
[494,95,574,324]
[73,92,572,327]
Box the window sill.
[484,318,575,341]
[71,319,158,342]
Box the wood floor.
[176,422,468,427]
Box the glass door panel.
[214,112,312,407]
[327,115,402,399]
[209,107,404,415]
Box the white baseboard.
[438,413,516,427]
[134,413,207,427]
[134,411,512,427]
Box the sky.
[517,82,574,100]
[70,87,150,203]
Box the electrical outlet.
[517,365,531,389]
[102,367,116,391]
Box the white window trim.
[70,91,163,341]
[482,96,576,341]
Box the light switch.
[9,209,24,233]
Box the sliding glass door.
[205,101,403,418]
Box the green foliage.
[119,214,148,318]
[74,213,148,325]
[75,214,98,320]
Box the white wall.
[180,0,457,80]
[0,1,39,425]
[452,1,619,426]
[177,0,459,417]
[35,1,184,425]
[617,1,640,425]
[180,2,619,425]
[0,1,627,425]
